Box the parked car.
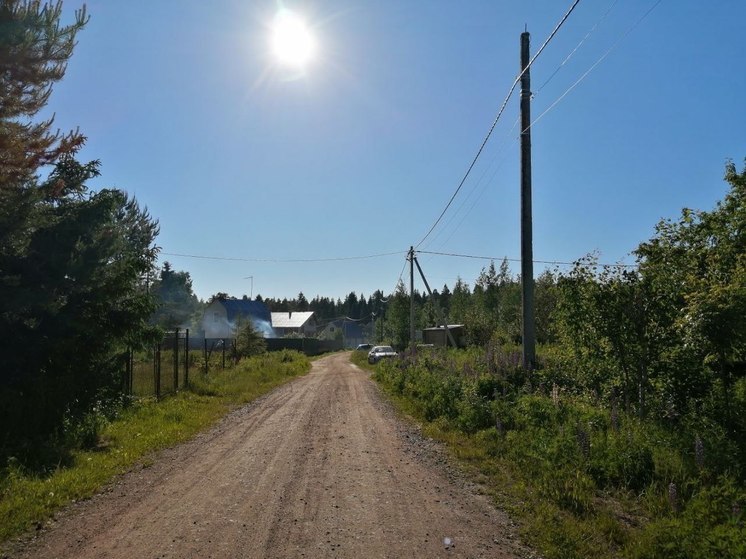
[356,343,373,351]
[368,345,397,364]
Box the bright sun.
[271,9,316,68]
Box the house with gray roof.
[270,311,316,337]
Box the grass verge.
[0,349,310,543]
[370,350,745,559]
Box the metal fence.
[123,329,191,399]
[122,332,345,399]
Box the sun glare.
[271,9,316,68]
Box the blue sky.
[46,0,746,301]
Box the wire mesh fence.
[124,329,191,399]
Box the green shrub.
[628,477,746,559]
[590,430,656,491]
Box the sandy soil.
[4,353,532,559]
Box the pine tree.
[0,1,88,188]
[0,2,161,446]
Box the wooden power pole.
[520,31,536,370]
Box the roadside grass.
[0,349,310,544]
[371,350,746,559]
[349,348,373,370]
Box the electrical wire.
[393,255,408,292]
[533,0,619,98]
[417,250,638,268]
[160,250,406,264]
[414,0,582,249]
[420,116,520,254]
[526,0,663,133]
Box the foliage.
[149,262,202,330]
[373,344,745,558]
[552,160,746,437]
[0,1,160,448]
[0,163,160,444]
[0,0,88,186]
[383,279,411,350]
[233,316,267,359]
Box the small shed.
[422,324,465,348]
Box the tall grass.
[0,350,310,543]
[372,347,746,559]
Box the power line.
[417,250,638,268]
[160,250,407,264]
[415,0,582,249]
[533,0,619,97]
[527,0,663,133]
[420,117,519,254]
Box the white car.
[367,345,397,364]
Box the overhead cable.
[417,250,638,268]
[414,0,582,249]
[526,0,663,133]
[533,0,619,97]
[160,250,406,264]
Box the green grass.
[0,349,310,543]
[371,350,746,559]
[349,348,374,369]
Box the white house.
[270,311,316,337]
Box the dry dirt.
[4,352,533,559]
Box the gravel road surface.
[6,352,530,558]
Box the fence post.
[173,328,179,392]
[123,349,130,395]
[155,343,161,400]
[204,338,208,375]
[185,329,190,388]
[222,339,226,369]
[129,349,134,395]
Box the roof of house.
[213,299,271,323]
[271,311,315,329]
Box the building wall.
[202,301,234,339]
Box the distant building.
[319,319,368,349]
[202,299,273,339]
[270,311,316,337]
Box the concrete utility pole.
[520,30,536,370]
[409,246,416,354]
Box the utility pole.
[409,246,416,354]
[520,30,536,370]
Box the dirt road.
[7,353,530,558]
